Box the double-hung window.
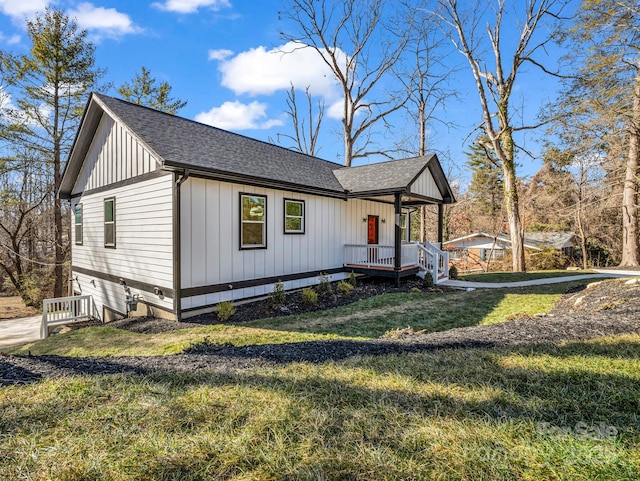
[240,193,266,249]
[74,204,83,245]
[104,197,116,248]
[284,199,305,234]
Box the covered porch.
[334,154,456,285]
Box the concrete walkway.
[440,270,638,289]
[0,315,41,351]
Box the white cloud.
[208,48,233,61]
[195,100,283,130]
[68,3,141,39]
[152,0,231,14]
[0,31,21,44]
[217,41,343,103]
[0,0,48,19]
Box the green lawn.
[13,281,588,356]
[3,278,638,480]
[460,269,597,283]
[1,335,639,480]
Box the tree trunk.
[499,130,525,272]
[620,66,640,267]
[53,87,64,297]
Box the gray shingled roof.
[96,94,346,194]
[334,156,435,193]
[61,94,455,202]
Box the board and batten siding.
[409,168,443,200]
[71,113,160,196]
[71,174,174,317]
[180,178,395,310]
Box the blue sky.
[0,0,568,186]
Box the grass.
[11,324,348,357]
[0,295,37,320]
[11,281,587,356]
[242,280,588,336]
[460,269,597,283]
[1,335,639,480]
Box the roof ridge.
[94,93,344,169]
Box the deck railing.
[344,242,449,282]
[344,244,396,268]
[41,295,95,339]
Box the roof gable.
[60,94,457,204]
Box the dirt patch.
[0,296,38,321]
[2,277,639,385]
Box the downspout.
[437,203,444,247]
[394,193,402,287]
[173,169,189,321]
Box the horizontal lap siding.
[71,174,174,316]
[181,178,395,309]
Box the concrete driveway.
[0,315,41,351]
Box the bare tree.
[555,0,640,266]
[276,84,325,156]
[279,0,408,166]
[395,6,456,240]
[436,0,568,271]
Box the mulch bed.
[2,277,640,386]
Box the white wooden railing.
[344,242,449,283]
[401,243,418,267]
[41,295,95,339]
[344,244,396,268]
[418,242,449,282]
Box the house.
[443,231,578,271]
[59,94,456,321]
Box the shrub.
[217,301,236,321]
[528,248,568,270]
[301,287,318,306]
[422,271,434,288]
[449,265,459,280]
[336,280,354,295]
[348,271,357,288]
[317,273,333,299]
[270,281,286,308]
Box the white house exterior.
[60,94,455,321]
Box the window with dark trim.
[74,204,83,245]
[104,197,116,248]
[284,198,305,234]
[240,193,266,249]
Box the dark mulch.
[2,277,640,386]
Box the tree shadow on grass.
[230,281,588,339]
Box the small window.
[240,193,266,249]
[284,199,305,234]
[400,213,408,241]
[104,197,116,248]
[74,204,83,245]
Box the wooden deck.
[344,264,420,279]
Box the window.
[104,197,116,248]
[240,193,266,249]
[400,213,408,241]
[284,199,305,234]
[74,204,83,245]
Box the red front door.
[367,215,379,245]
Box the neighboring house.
[444,231,578,271]
[59,94,456,321]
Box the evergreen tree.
[0,7,105,298]
[118,66,187,114]
[466,137,503,218]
